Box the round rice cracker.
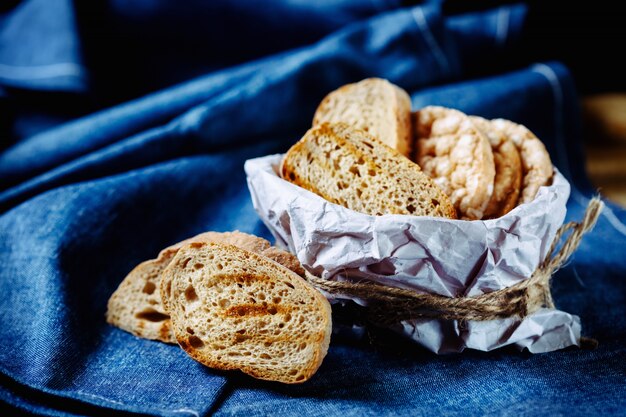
[490,119,553,204]
[470,116,523,218]
[415,106,495,220]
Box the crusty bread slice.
[106,252,178,343]
[281,122,457,218]
[107,231,304,343]
[165,242,331,384]
[313,78,413,158]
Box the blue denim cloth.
[1,1,625,416]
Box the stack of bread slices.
[107,231,331,384]
[283,78,554,220]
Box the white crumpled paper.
[244,154,580,353]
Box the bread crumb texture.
[166,242,332,384]
[107,231,304,344]
[282,122,457,219]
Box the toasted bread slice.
[106,253,178,343]
[281,122,456,218]
[313,78,413,157]
[165,242,331,384]
[107,231,304,343]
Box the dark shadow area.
[440,0,626,94]
[0,371,153,417]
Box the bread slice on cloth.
[281,122,456,218]
[107,231,303,343]
[164,242,331,384]
[414,106,495,220]
[106,253,179,343]
[313,78,413,158]
[469,116,523,218]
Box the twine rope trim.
[304,198,603,324]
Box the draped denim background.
[1,1,625,416]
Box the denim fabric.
[0,0,401,142]
[1,1,625,416]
